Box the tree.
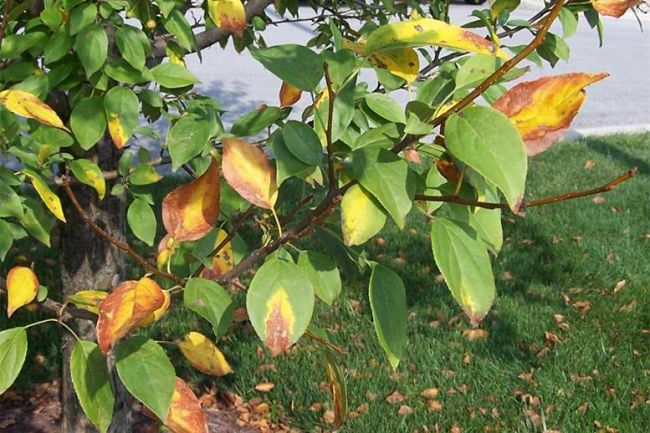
[0,0,641,431]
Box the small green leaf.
[70,96,106,149]
[282,121,323,166]
[369,264,406,370]
[70,340,114,433]
[0,220,13,260]
[129,164,162,185]
[298,251,341,305]
[75,24,108,77]
[163,10,198,53]
[69,4,97,35]
[127,198,156,246]
[184,278,234,338]
[364,94,406,124]
[455,55,502,92]
[251,45,323,91]
[167,115,211,171]
[114,337,175,422]
[231,106,284,137]
[151,63,199,88]
[0,327,28,395]
[268,131,312,186]
[69,159,106,199]
[116,26,147,70]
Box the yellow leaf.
[96,277,165,353]
[22,169,66,222]
[6,266,39,317]
[279,81,302,107]
[139,290,171,327]
[343,38,419,84]
[0,90,69,131]
[162,158,221,242]
[341,184,387,246]
[66,290,109,315]
[592,0,642,17]
[165,378,208,433]
[364,18,508,60]
[178,331,233,376]
[200,229,235,280]
[107,114,128,149]
[222,137,277,209]
[493,73,608,156]
[264,288,295,356]
[156,234,176,271]
[208,0,246,37]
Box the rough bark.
[59,139,131,433]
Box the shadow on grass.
[587,135,650,175]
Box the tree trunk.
[60,140,132,433]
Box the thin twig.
[323,62,337,192]
[415,168,638,211]
[305,329,348,355]
[62,177,183,285]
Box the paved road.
[186,5,650,130]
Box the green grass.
[2,134,649,432]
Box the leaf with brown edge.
[323,351,347,427]
[6,266,39,318]
[279,81,302,107]
[200,229,235,280]
[96,278,165,354]
[493,73,608,156]
[162,158,220,242]
[207,0,246,37]
[178,331,233,376]
[222,137,277,209]
[592,0,642,17]
[165,378,208,433]
[0,90,69,131]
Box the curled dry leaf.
[279,81,302,107]
[6,266,39,318]
[0,89,69,130]
[323,352,347,427]
[162,157,220,242]
[165,378,208,433]
[66,290,109,315]
[178,331,233,376]
[222,137,277,209]
[592,0,642,17]
[207,0,246,37]
[96,277,165,353]
[463,328,489,341]
[493,73,608,156]
[397,405,413,415]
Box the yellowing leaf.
[107,114,128,149]
[22,169,66,222]
[165,378,208,433]
[0,90,68,130]
[493,73,608,156]
[178,331,233,376]
[162,158,221,242]
[279,81,302,107]
[592,0,642,17]
[69,160,106,199]
[6,266,39,317]
[341,184,387,246]
[208,0,246,37]
[222,137,277,209]
[365,18,508,60]
[343,39,419,84]
[264,288,296,356]
[157,235,176,271]
[66,290,109,315]
[200,229,235,280]
[139,290,171,327]
[96,277,165,353]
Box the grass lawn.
[2,134,649,432]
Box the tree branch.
[323,62,337,192]
[414,167,638,211]
[61,177,184,285]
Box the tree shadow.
[587,135,650,175]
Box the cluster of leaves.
[0,0,642,431]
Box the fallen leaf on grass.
[463,329,488,341]
[385,391,405,404]
[593,196,606,204]
[322,410,336,424]
[397,405,413,415]
[255,383,275,393]
[575,402,589,414]
[613,280,626,293]
[420,388,439,399]
[618,299,636,313]
[584,159,596,169]
[428,400,443,412]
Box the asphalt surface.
[186,5,650,130]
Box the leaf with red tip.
[96,278,165,353]
[279,81,302,107]
[6,266,39,317]
[493,73,608,156]
[162,158,220,242]
[207,0,246,37]
[222,137,277,209]
[165,378,208,433]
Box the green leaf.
[116,26,147,70]
[167,115,211,171]
[103,86,140,144]
[251,45,323,91]
[151,62,199,88]
[0,220,13,260]
[44,30,74,64]
[114,337,175,421]
[127,198,156,246]
[69,159,106,199]
[0,327,27,395]
[282,121,323,166]
[184,278,234,339]
[70,96,106,149]
[69,3,97,35]
[298,251,341,305]
[0,184,24,219]
[445,106,526,211]
[70,340,114,433]
[455,55,502,91]
[230,106,284,137]
[369,264,406,370]
[340,184,386,246]
[268,131,312,186]
[352,148,416,229]
[104,60,153,84]
[364,93,406,124]
[19,197,53,247]
[430,217,496,326]
[75,24,108,77]
[247,258,314,356]
[559,8,578,38]
[353,124,401,150]
[130,164,162,185]
[163,10,198,53]
[322,49,357,90]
